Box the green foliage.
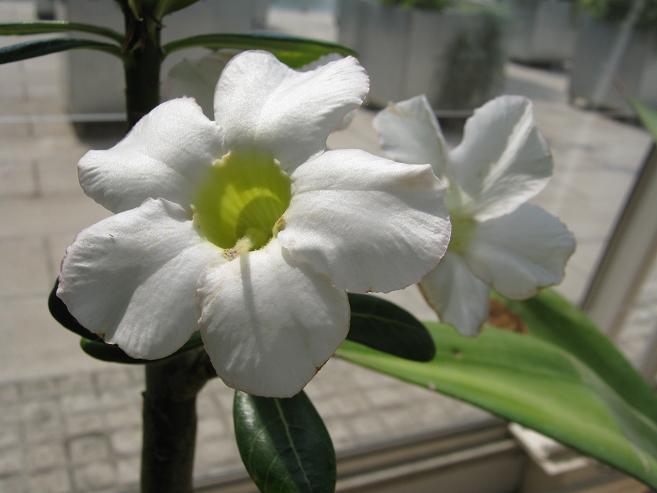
[162,33,356,68]
[0,21,123,42]
[234,391,336,493]
[0,38,121,64]
[338,290,657,489]
[580,0,657,27]
[348,293,435,361]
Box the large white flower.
[374,95,576,336]
[57,51,451,397]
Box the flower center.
[448,214,476,254]
[193,152,291,252]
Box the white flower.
[374,95,576,336]
[165,50,355,129]
[57,51,451,397]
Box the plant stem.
[120,2,162,128]
[141,349,216,493]
[114,4,215,492]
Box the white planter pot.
[504,0,576,64]
[569,13,657,114]
[337,0,506,113]
[61,0,269,116]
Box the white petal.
[373,95,449,178]
[164,51,237,118]
[448,96,553,221]
[213,50,368,172]
[419,252,490,336]
[79,98,223,213]
[278,149,451,293]
[198,240,349,398]
[464,203,576,299]
[57,199,222,359]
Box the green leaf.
[0,21,123,43]
[153,0,201,18]
[347,293,435,361]
[234,390,336,493]
[80,332,203,365]
[338,290,657,489]
[48,281,102,342]
[162,33,357,68]
[0,38,121,64]
[630,98,657,142]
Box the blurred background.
[1,0,655,491]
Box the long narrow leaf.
[338,290,657,489]
[0,38,121,64]
[162,33,356,68]
[0,21,123,43]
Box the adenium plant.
[3,1,657,492]
[58,51,451,397]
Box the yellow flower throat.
[193,152,291,252]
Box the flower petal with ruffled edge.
[198,239,349,398]
[278,149,451,294]
[464,203,576,299]
[79,98,223,213]
[448,96,553,221]
[419,252,490,336]
[373,95,449,178]
[213,50,368,172]
[57,199,222,359]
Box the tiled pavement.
[1,1,656,491]
[0,360,489,492]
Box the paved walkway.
[0,1,655,492]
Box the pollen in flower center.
[448,214,476,254]
[193,152,291,251]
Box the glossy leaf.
[162,33,356,68]
[347,293,435,361]
[0,38,121,64]
[338,290,657,489]
[48,280,102,342]
[0,21,123,42]
[234,390,336,493]
[79,332,203,365]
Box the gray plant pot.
[61,0,269,116]
[504,0,576,64]
[337,0,507,113]
[569,13,657,114]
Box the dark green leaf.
[347,293,435,361]
[80,332,204,364]
[0,38,121,64]
[338,290,657,489]
[153,0,201,18]
[162,33,356,68]
[234,390,336,493]
[49,280,102,341]
[51,279,204,364]
[80,337,147,364]
[0,21,123,43]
